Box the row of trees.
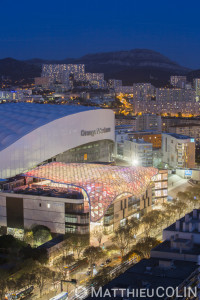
[111,184,200,259]
[0,259,59,299]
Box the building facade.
[123,139,153,167]
[0,163,158,237]
[0,103,115,179]
[162,133,195,169]
[136,114,162,131]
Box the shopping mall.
[0,162,158,238]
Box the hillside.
[0,49,193,86]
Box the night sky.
[1,0,200,69]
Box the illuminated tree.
[141,210,162,237]
[83,246,103,276]
[34,265,52,297]
[128,217,140,237]
[112,227,131,257]
[134,237,160,258]
[66,234,89,259]
[0,271,9,300]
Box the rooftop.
[86,258,197,300]
[163,209,200,234]
[164,133,192,139]
[0,103,99,151]
[151,240,200,255]
[38,235,64,250]
[12,184,84,199]
[170,123,200,128]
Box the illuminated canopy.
[24,162,158,222]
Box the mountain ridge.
[0,49,197,86]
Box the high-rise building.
[136,114,162,131]
[115,86,133,94]
[108,79,122,90]
[128,131,162,149]
[85,73,104,81]
[41,64,85,85]
[123,139,153,167]
[170,76,187,89]
[156,88,197,115]
[162,133,195,169]
[169,123,200,144]
[133,83,155,114]
[193,78,200,102]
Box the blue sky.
[1,0,200,68]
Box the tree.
[112,226,131,257]
[33,229,52,246]
[141,210,162,237]
[24,230,34,246]
[173,200,188,219]
[185,186,200,209]
[0,271,9,300]
[34,265,52,297]
[93,226,105,246]
[55,257,69,281]
[134,237,160,258]
[65,234,89,259]
[128,217,140,238]
[83,246,103,276]
[20,245,48,264]
[162,202,177,225]
[51,271,60,291]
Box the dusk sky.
[1,0,200,69]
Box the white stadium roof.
[0,103,114,179]
[0,103,98,151]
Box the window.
[65,225,77,233]
[65,214,78,223]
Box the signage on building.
[81,128,111,137]
[185,170,192,176]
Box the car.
[106,259,112,264]
[86,271,91,276]
[100,263,105,267]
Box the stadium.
[0,103,115,179]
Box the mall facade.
[0,162,158,238]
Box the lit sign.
[185,170,192,176]
[191,139,195,142]
[81,128,111,137]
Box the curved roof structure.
[24,162,158,222]
[0,103,98,151]
[0,103,114,179]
